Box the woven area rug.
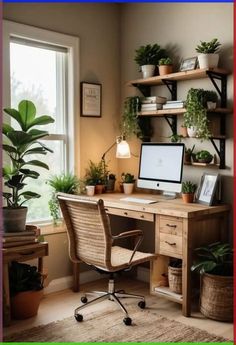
[4,305,229,343]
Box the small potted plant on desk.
[84,160,108,195]
[121,173,136,195]
[134,43,167,78]
[9,261,45,319]
[158,57,173,76]
[191,242,233,322]
[181,180,197,203]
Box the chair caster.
[75,314,83,322]
[123,317,132,326]
[81,296,88,304]
[138,301,146,309]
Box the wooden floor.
[4,277,233,340]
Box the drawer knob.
[166,224,177,228]
[124,212,128,215]
[165,240,176,246]
[140,215,144,218]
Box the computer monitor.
[137,142,185,198]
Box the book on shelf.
[141,96,167,104]
[2,235,37,243]
[162,103,184,109]
[166,100,184,104]
[141,104,163,111]
[3,228,40,237]
[2,239,39,248]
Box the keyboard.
[120,197,158,204]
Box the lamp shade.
[116,139,131,158]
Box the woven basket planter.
[168,266,182,294]
[200,273,233,322]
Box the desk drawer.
[105,207,154,222]
[3,243,48,264]
[159,216,183,257]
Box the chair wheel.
[81,296,88,303]
[75,314,83,322]
[123,317,132,326]
[138,301,146,309]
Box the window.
[3,21,79,223]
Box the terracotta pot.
[180,126,188,138]
[95,184,104,194]
[11,289,43,319]
[158,65,173,76]
[182,193,194,203]
[3,207,27,233]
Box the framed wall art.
[179,57,198,72]
[81,82,102,117]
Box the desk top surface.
[89,193,230,219]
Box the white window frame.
[3,20,80,174]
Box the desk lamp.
[101,136,131,161]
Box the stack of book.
[141,96,167,112]
[2,227,40,248]
[162,100,185,109]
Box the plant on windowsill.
[158,57,173,76]
[191,242,233,322]
[134,43,167,78]
[195,38,221,69]
[121,172,135,195]
[47,173,80,225]
[2,100,54,233]
[181,180,197,203]
[183,88,211,140]
[9,261,46,319]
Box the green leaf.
[19,169,40,179]
[2,123,14,135]
[19,191,41,200]
[22,160,49,170]
[23,147,48,156]
[2,144,17,154]
[18,100,36,131]
[6,131,33,147]
[27,115,55,130]
[3,108,23,128]
[36,141,54,153]
[27,129,49,140]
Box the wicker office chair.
[57,192,156,325]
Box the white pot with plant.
[183,88,211,140]
[134,43,167,78]
[2,100,54,232]
[203,90,218,110]
[195,38,221,69]
[158,57,173,76]
[121,172,135,194]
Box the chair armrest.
[112,229,143,240]
[112,230,144,265]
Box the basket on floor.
[168,266,182,294]
[200,273,233,322]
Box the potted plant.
[158,57,173,76]
[84,160,108,194]
[181,180,197,203]
[2,100,54,232]
[191,242,233,322]
[168,259,182,294]
[184,145,195,164]
[121,172,135,195]
[203,90,218,110]
[195,38,221,69]
[47,173,80,225]
[9,261,45,319]
[121,96,153,141]
[106,173,116,192]
[195,150,213,164]
[134,43,167,78]
[183,88,211,140]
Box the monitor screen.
[137,142,185,195]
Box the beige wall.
[120,3,234,236]
[3,4,234,282]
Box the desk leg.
[73,262,80,292]
[182,219,191,317]
[3,263,11,326]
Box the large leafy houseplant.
[195,38,221,69]
[3,100,54,232]
[47,173,80,225]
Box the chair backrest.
[57,193,113,270]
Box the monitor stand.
[162,191,177,200]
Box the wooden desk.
[3,242,48,326]
[72,193,230,317]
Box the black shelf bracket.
[164,115,177,134]
[133,84,151,97]
[210,138,225,169]
[162,80,177,100]
[206,71,227,107]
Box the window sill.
[28,221,67,236]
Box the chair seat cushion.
[110,246,155,271]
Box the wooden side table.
[3,242,48,326]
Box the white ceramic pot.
[123,183,134,195]
[197,54,219,69]
[187,126,197,138]
[141,65,155,78]
[207,101,217,110]
[86,185,95,196]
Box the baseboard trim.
[44,267,150,295]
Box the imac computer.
[137,142,185,198]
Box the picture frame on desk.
[196,173,219,206]
[179,56,198,72]
[81,82,102,117]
